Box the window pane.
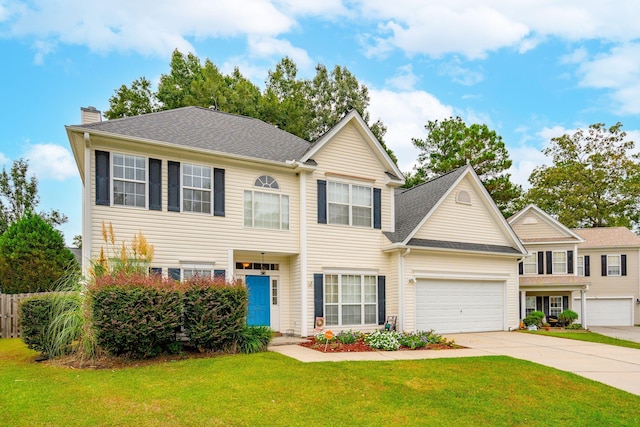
[342,305,361,325]
[364,276,377,303]
[328,182,349,203]
[549,296,563,316]
[523,253,537,275]
[325,275,338,304]
[328,204,349,225]
[325,305,338,326]
[352,206,371,227]
[254,192,281,229]
[112,154,146,207]
[608,255,620,275]
[364,305,376,324]
[244,191,253,227]
[281,195,289,230]
[341,275,361,304]
[553,252,567,274]
[352,185,371,206]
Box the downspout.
[299,170,308,337]
[399,247,410,332]
[82,132,92,276]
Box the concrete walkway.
[589,326,640,343]
[269,332,640,396]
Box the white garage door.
[573,298,633,326]
[415,280,504,334]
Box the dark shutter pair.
[601,254,627,276]
[313,273,386,325]
[317,180,381,229]
[96,151,163,209]
[168,161,225,216]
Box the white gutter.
[399,248,410,332]
[82,132,92,275]
[299,170,308,337]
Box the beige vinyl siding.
[288,255,302,335]
[511,212,569,240]
[303,123,394,332]
[402,252,519,332]
[578,248,640,324]
[412,176,511,247]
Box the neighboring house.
[66,106,526,336]
[509,204,640,327]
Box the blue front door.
[246,275,270,326]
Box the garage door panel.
[415,280,504,334]
[573,298,632,326]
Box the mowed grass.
[526,330,640,350]
[1,339,640,426]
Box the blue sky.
[1,0,640,244]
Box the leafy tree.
[526,122,640,228]
[0,159,67,234]
[410,117,522,216]
[0,212,78,293]
[157,50,203,110]
[104,77,159,120]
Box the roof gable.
[509,205,583,244]
[67,106,311,164]
[302,110,404,181]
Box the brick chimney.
[81,106,102,124]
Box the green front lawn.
[525,330,640,350]
[1,339,639,426]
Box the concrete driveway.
[589,326,640,343]
[447,332,640,396]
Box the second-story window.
[552,251,567,274]
[112,153,146,207]
[577,256,584,276]
[244,176,289,230]
[328,182,372,227]
[523,252,537,274]
[183,164,212,214]
[607,255,621,276]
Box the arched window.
[254,175,279,189]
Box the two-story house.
[510,205,640,327]
[67,106,527,336]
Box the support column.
[520,291,527,321]
[581,289,587,329]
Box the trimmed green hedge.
[183,277,248,352]
[19,293,80,356]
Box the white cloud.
[368,88,453,172]
[385,64,418,91]
[561,47,588,64]
[23,144,76,181]
[247,36,313,68]
[439,58,484,86]
[508,144,548,188]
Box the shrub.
[559,309,579,326]
[90,273,183,359]
[0,212,78,293]
[237,325,272,354]
[523,311,545,327]
[20,293,80,357]
[182,276,248,352]
[365,330,400,351]
[398,330,445,349]
[314,331,335,344]
[336,330,360,344]
[565,323,583,330]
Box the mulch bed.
[299,338,461,353]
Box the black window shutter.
[214,168,225,217]
[546,251,553,274]
[168,268,181,281]
[621,254,627,276]
[518,261,523,275]
[313,273,324,318]
[150,267,162,276]
[567,250,573,274]
[543,296,550,317]
[377,275,386,325]
[317,180,327,224]
[562,296,569,311]
[601,255,607,276]
[168,161,180,212]
[536,296,543,311]
[95,150,110,206]
[373,188,382,229]
[149,158,162,211]
[214,269,226,280]
[585,255,590,276]
[537,252,544,275]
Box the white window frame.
[523,252,537,275]
[327,181,373,228]
[525,296,536,316]
[549,296,563,317]
[182,163,212,214]
[271,279,278,306]
[324,273,377,326]
[552,251,567,275]
[181,263,214,280]
[112,153,147,208]
[244,190,290,230]
[607,254,621,276]
[577,256,584,276]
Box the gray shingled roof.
[384,166,468,243]
[71,106,311,163]
[406,238,522,255]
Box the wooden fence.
[0,292,58,338]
